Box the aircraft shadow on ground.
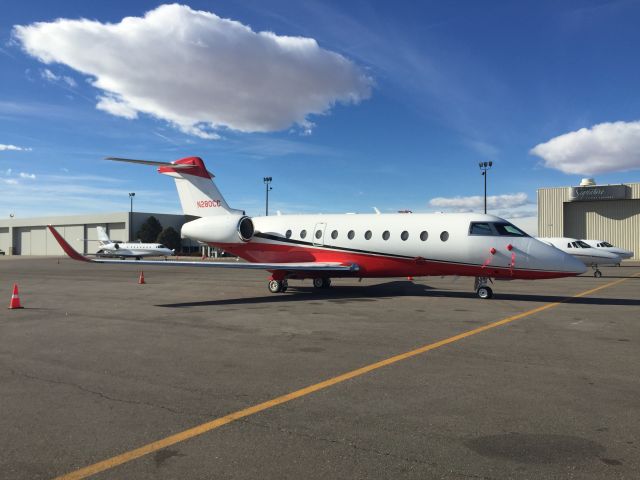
[157,280,640,308]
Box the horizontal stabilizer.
[48,226,358,273]
[105,157,193,169]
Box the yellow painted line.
[54,274,639,480]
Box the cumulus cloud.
[530,120,640,175]
[429,192,529,211]
[13,4,372,138]
[0,144,31,151]
[19,172,36,179]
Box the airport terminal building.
[538,180,640,260]
[0,212,196,256]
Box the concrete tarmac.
[1,257,639,479]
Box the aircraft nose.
[564,252,588,274]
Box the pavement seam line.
[53,274,638,480]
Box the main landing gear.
[474,276,493,299]
[267,277,333,293]
[313,277,332,289]
[268,279,288,293]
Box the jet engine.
[181,215,254,244]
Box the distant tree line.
[136,216,181,251]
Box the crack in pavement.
[238,418,496,480]
[10,369,181,415]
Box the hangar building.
[538,179,640,260]
[0,212,195,256]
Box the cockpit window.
[602,241,613,247]
[576,240,591,248]
[493,222,528,237]
[469,222,494,235]
[158,244,167,249]
[468,221,529,237]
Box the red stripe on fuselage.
[211,240,576,280]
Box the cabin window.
[420,231,428,241]
[300,229,307,239]
[469,222,494,236]
[331,230,338,240]
[382,231,390,240]
[315,229,322,239]
[567,243,572,248]
[348,230,355,240]
[440,231,449,242]
[364,230,372,240]
[401,231,409,241]
[285,230,292,239]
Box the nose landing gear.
[474,276,493,299]
[591,265,602,278]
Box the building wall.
[539,183,640,260]
[0,212,197,255]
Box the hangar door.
[564,199,640,260]
[0,227,9,253]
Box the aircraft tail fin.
[96,226,111,245]
[106,156,243,217]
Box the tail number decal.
[197,200,221,208]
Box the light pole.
[129,192,135,241]
[478,161,493,214]
[263,177,272,216]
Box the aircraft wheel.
[594,270,602,278]
[268,280,283,293]
[324,278,332,288]
[136,256,142,260]
[477,286,493,299]
[313,277,325,289]
[281,280,288,293]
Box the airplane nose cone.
[564,252,588,275]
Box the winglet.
[48,225,92,262]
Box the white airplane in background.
[49,156,586,299]
[582,239,634,262]
[536,237,620,277]
[94,226,174,259]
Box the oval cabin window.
[285,230,292,239]
[401,231,409,241]
[300,230,307,239]
[364,230,372,240]
[315,229,322,239]
[440,231,449,242]
[382,231,390,240]
[347,230,355,240]
[420,231,428,241]
[331,230,338,239]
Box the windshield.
[602,241,613,247]
[468,222,529,237]
[576,241,591,248]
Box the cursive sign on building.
[569,184,629,202]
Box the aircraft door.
[313,223,327,246]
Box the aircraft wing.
[48,226,359,273]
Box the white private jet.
[536,237,620,277]
[48,156,587,299]
[94,226,174,259]
[582,239,634,262]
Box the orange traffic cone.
[8,283,23,309]
[138,271,146,284]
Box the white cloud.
[429,192,529,211]
[0,144,31,151]
[19,172,36,179]
[14,4,372,138]
[40,68,77,87]
[2,178,19,185]
[530,120,640,175]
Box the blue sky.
[2,0,640,233]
